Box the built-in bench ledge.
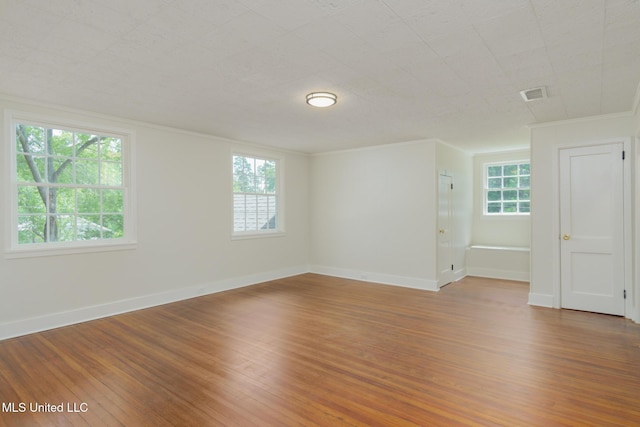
[466,245,530,282]
[468,245,530,252]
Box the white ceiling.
[1,0,640,154]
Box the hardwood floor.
[1,274,640,426]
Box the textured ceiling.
[1,0,640,153]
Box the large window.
[232,154,280,235]
[8,113,135,255]
[484,161,530,215]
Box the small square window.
[484,161,530,215]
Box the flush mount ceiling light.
[306,92,337,107]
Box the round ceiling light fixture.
[306,92,337,108]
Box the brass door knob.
[439,229,445,234]
[562,234,570,240]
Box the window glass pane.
[50,129,74,157]
[77,215,102,240]
[233,194,246,232]
[102,214,124,238]
[487,166,502,177]
[264,161,276,193]
[504,177,518,188]
[487,191,500,201]
[102,189,123,213]
[255,175,265,193]
[55,187,76,213]
[519,202,531,213]
[519,163,530,175]
[101,137,121,161]
[503,164,518,176]
[16,155,45,183]
[488,178,502,188]
[257,195,270,229]
[52,157,74,184]
[76,160,99,185]
[520,176,530,187]
[267,197,277,229]
[16,125,45,154]
[518,190,530,200]
[55,215,76,242]
[503,190,517,200]
[101,161,122,186]
[487,202,501,213]
[18,186,46,214]
[77,188,100,214]
[75,133,99,159]
[18,215,46,244]
[503,202,517,213]
[245,195,258,230]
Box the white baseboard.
[528,292,554,308]
[466,267,530,282]
[309,265,439,291]
[0,265,309,341]
[454,268,467,282]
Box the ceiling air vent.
[520,86,547,102]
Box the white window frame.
[5,110,137,258]
[483,159,530,216]
[231,152,284,239]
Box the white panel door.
[559,143,625,315]
[438,174,453,287]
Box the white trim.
[5,242,137,259]
[528,293,554,308]
[454,267,467,282]
[0,265,309,341]
[528,111,633,129]
[467,267,530,282]
[309,265,439,291]
[469,245,529,252]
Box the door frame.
[550,138,632,317]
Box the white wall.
[471,150,531,248]
[436,142,473,280]
[309,141,438,289]
[309,140,473,290]
[529,113,637,321]
[0,97,310,339]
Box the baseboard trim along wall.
[0,265,309,341]
[309,265,439,291]
[466,267,530,282]
[528,292,554,308]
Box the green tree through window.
[485,161,530,215]
[15,123,126,244]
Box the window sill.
[5,241,137,259]
[232,231,286,241]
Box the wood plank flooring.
[1,274,640,426]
